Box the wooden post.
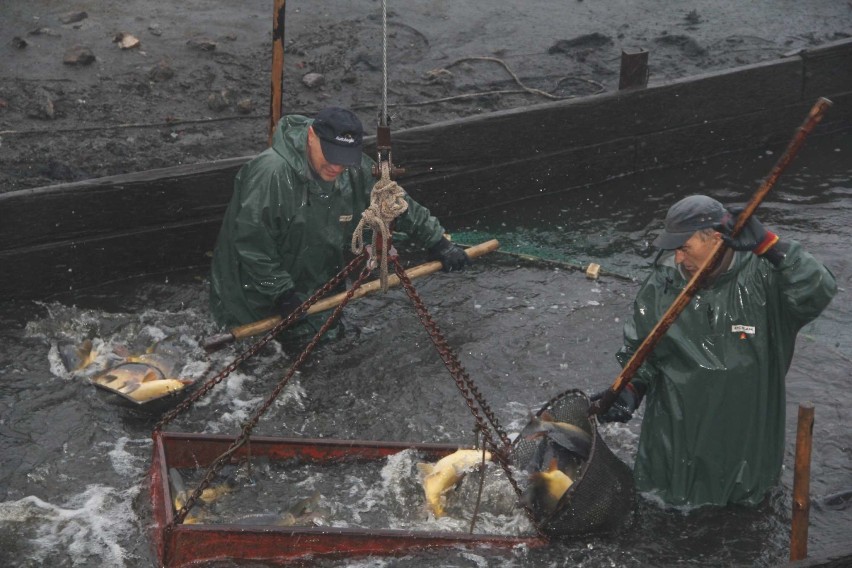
[268,0,286,145]
[618,48,649,90]
[790,402,814,561]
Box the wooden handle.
[590,97,832,416]
[203,239,500,351]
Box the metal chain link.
[391,258,546,536]
[172,264,374,526]
[154,252,367,434]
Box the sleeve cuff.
[754,231,779,256]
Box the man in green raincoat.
[210,106,469,335]
[592,195,836,507]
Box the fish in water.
[59,338,98,372]
[92,345,192,403]
[527,436,584,478]
[416,448,492,517]
[168,466,237,523]
[124,377,190,401]
[519,411,592,461]
[233,492,327,527]
[522,458,574,519]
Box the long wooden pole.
[790,402,815,561]
[202,239,500,352]
[589,97,833,416]
[268,0,286,145]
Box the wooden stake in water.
[268,0,286,145]
[790,402,814,561]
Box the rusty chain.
[154,253,367,434]
[392,257,546,536]
[171,263,374,526]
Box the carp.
[522,458,574,519]
[59,338,98,372]
[91,342,192,403]
[519,411,592,461]
[416,448,491,517]
[123,378,190,401]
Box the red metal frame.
[149,432,546,566]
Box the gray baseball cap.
[653,195,726,250]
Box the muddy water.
[0,131,849,567]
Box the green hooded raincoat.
[618,243,836,507]
[210,115,445,328]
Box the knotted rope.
[351,161,408,291]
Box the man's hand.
[429,237,471,272]
[276,289,304,319]
[716,206,779,255]
[589,384,643,423]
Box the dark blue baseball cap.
[311,107,364,166]
[653,195,726,249]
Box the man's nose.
[674,249,685,263]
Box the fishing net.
[512,389,635,537]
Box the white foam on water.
[0,484,139,567]
[105,437,150,478]
[459,552,489,567]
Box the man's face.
[674,231,720,277]
[307,127,347,181]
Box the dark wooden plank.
[802,39,852,98]
[403,139,636,219]
[635,103,820,170]
[0,220,219,300]
[0,159,245,250]
[380,56,803,171]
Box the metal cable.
[381,0,388,125]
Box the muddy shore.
[1,0,850,193]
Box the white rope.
[351,161,409,291]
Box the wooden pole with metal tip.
[790,402,814,561]
[268,0,286,146]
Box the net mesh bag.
[511,389,635,537]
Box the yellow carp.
[522,458,574,518]
[59,338,98,372]
[416,448,491,517]
[124,378,188,401]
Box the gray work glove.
[716,206,779,254]
[589,383,644,423]
[429,237,471,272]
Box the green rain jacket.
[618,242,836,507]
[210,115,445,328]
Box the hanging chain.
[392,258,546,536]
[171,264,375,526]
[154,253,367,434]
